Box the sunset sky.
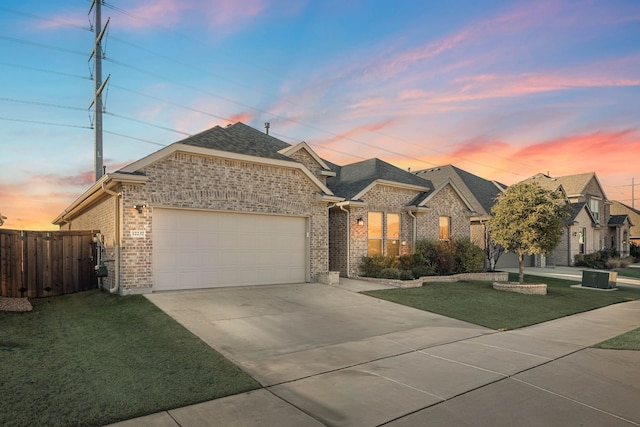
[1,0,639,230]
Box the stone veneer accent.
[493,282,547,295]
[357,272,509,288]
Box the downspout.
[338,204,351,278]
[407,210,417,252]
[101,182,121,294]
[567,226,571,266]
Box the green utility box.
[582,270,617,289]
[96,264,108,278]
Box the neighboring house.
[520,172,632,265]
[413,165,530,269]
[611,201,639,245]
[327,159,475,277]
[53,123,342,294]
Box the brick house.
[520,172,632,265]
[611,201,639,245]
[412,165,533,270]
[327,159,475,277]
[53,123,342,294]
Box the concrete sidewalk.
[109,281,640,427]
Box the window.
[578,227,586,254]
[589,199,600,223]
[368,212,383,255]
[439,216,451,240]
[386,213,400,257]
[367,212,401,256]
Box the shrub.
[631,242,640,261]
[400,270,414,280]
[379,268,402,279]
[454,238,485,273]
[359,255,398,277]
[605,258,631,269]
[411,262,437,278]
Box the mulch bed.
[0,297,33,312]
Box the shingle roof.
[414,165,504,217]
[523,172,598,196]
[569,202,588,222]
[176,122,293,161]
[327,158,431,200]
[609,214,629,226]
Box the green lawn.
[616,267,640,279]
[594,327,640,350]
[0,290,260,427]
[362,274,640,331]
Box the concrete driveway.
[135,280,640,427]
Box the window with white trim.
[589,198,600,223]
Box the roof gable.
[327,158,430,200]
[524,172,606,199]
[414,165,503,217]
[410,179,475,212]
[278,141,332,171]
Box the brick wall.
[288,149,328,185]
[335,183,471,277]
[117,152,330,292]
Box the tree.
[483,223,504,271]
[487,182,570,283]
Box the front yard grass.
[0,290,260,427]
[594,327,640,351]
[615,267,640,279]
[362,274,640,330]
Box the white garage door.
[153,209,308,291]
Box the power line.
[0,96,86,111]
[0,35,86,56]
[104,130,167,147]
[0,116,92,129]
[104,112,192,136]
[0,61,92,80]
[0,6,92,32]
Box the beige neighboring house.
[53,123,342,294]
[520,172,632,265]
[611,200,639,244]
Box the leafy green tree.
[488,182,570,283]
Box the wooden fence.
[0,229,97,298]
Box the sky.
[1,0,639,230]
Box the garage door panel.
[153,209,307,291]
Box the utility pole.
[89,1,109,182]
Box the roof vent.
[264,122,270,135]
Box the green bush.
[358,238,486,279]
[454,238,485,273]
[380,268,402,279]
[411,262,437,278]
[360,255,398,277]
[575,249,625,269]
[400,270,414,280]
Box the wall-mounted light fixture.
[572,231,577,237]
[133,204,147,214]
[401,241,407,246]
[356,217,364,226]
